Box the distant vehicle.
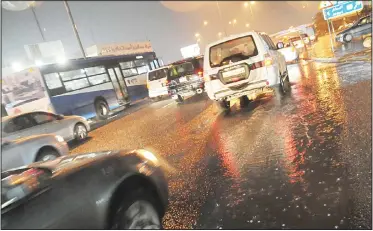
[203,31,289,112]
[276,39,300,63]
[147,66,170,101]
[1,149,169,229]
[300,33,310,45]
[2,53,163,120]
[289,35,307,52]
[167,55,205,103]
[2,111,91,142]
[336,15,372,43]
[1,134,68,171]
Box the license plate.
[179,77,187,82]
[222,67,245,78]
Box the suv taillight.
[204,74,217,82]
[264,54,273,66]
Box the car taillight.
[264,54,273,66]
[197,71,203,77]
[204,74,217,82]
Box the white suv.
[203,31,290,111]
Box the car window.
[31,112,56,125]
[209,35,258,68]
[148,68,169,81]
[3,115,35,133]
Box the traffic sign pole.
[327,19,335,53]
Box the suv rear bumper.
[213,80,277,101]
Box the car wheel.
[175,95,184,103]
[343,33,353,43]
[276,70,291,96]
[74,123,88,141]
[35,148,60,162]
[216,100,230,112]
[239,95,251,108]
[95,100,109,120]
[111,189,162,229]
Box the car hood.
[29,150,122,171]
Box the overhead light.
[35,60,44,66]
[203,21,208,26]
[11,62,22,72]
[57,56,66,64]
[136,56,143,59]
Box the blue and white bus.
[1,52,163,120]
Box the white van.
[203,31,290,111]
[147,66,169,100]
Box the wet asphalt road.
[70,60,372,229]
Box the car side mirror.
[277,42,284,49]
[56,114,64,120]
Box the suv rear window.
[209,35,258,68]
[168,62,194,81]
[148,68,168,81]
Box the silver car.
[2,111,90,142]
[1,134,69,171]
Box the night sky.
[2,1,319,66]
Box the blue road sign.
[323,1,363,20]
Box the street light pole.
[63,0,86,59]
[215,1,227,36]
[30,5,46,42]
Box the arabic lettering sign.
[323,1,363,20]
[99,42,153,56]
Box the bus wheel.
[95,100,109,120]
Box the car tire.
[343,33,353,43]
[216,100,230,112]
[276,70,291,96]
[111,188,162,229]
[175,95,184,103]
[74,123,88,141]
[239,95,251,108]
[35,148,60,162]
[95,100,109,120]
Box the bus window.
[137,66,149,74]
[150,61,155,70]
[84,66,106,76]
[88,74,109,85]
[120,61,136,69]
[153,60,159,69]
[64,78,90,91]
[122,68,138,77]
[134,59,147,67]
[44,73,63,89]
[59,69,86,81]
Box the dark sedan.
[335,15,372,43]
[1,149,169,229]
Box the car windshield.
[148,68,169,81]
[167,62,194,80]
[209,35,258,67]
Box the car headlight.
[55,135,64,142]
